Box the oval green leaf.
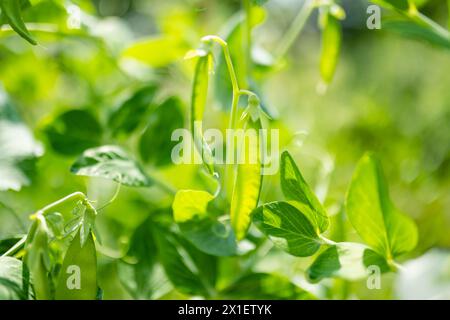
[70,145,152,187]
[252,201,321,257]
[280,151,329,233]
[346,153,418,259]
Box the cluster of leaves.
[0,0,448,300]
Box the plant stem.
[96,183,121,212]
[33,191,86,218]
[243,0,252,85]
[448,0,450,30]
[1,235,27,257]
[407,8,450,40]
[274,0,315,61]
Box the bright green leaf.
[122,36,188,68]
[0,0,37,45]
[306,242,390,283]
[383,20,450,50]
[70,145,152,187]
[280,151,329,233]
[252,201,321,257]
[346,153,418,259]
[173,190,237,256]
[371,0,409,10]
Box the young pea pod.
[230,96,263,240]
[0,0,37,45]
[319,10,342,84]
[23,215,51,300]
[191,52,215,175]
[55,229,97,300]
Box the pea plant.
[0,0,449,300]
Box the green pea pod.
[230,99,263,240]
[24,216,51,300]
[0,0,37,45]
[55,230,97,300]
[320,12,342,84]
[191,53,215,175]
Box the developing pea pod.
[319,10,342,84]
[55,229,97,300]
[230,95,263,240]
[23,215,51,300]
[0,0,37,45]
[191,52,215,175]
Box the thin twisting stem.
[34,191,86,217]
[274,0,315,61]
[96,183,121,212]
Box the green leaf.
[0,257,28,300]
[55,230,97,300]
[346,153,418,259]
[122,36,188,68]
[139,96,184,166]
[221,273,315,299]
[191,53,215,175]
[0,86,43,191]
[153,227,212,296]
[70,145,152,187]
[280,151,329,233]
[306,242,390,283]
[43,109,102,156]
[108,85,158,137]
[0,236,25,255]
[371,0,409,10]
[252,201,321,257]
[173,190,237,256]
[0,0,37,45]
[320,12,342,83]
[383,20,450,50]
[117,218,171,299]
[230,112,263,240]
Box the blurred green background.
[0,0,449,299]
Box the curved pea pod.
[230,98,263,240]
[319,12,342,84]
[24,216,51,300]
[0,0,37,45]
[191,52,215,175]
[55,230,97,300]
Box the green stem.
[243,0,252,84]
[319,234,337,246]
[407,8,450,40]
[33,191,86,218]
[201,35,262,200]
[274,0,315,61]
[96,183,121,212]
[448,0,450,30]
[1,235,27,257]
